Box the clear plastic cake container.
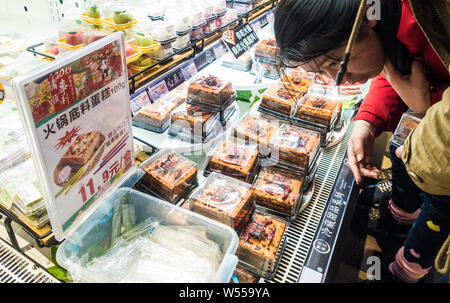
[390,112,424,148]
[56,188,239,283]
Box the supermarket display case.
[0,0,369,283]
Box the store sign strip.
[299,156,355,282]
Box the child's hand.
[381,59,430,113]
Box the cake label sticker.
[12,32,136,241]
[222,24,259,59]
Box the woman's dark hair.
[274,0,412,76]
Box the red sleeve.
[352,75,408,136]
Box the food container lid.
[280,74,312,94]
[232,113,279,150]
[252,166,305,220]
[204,137,259,181]
[141,150,198,188]
[292,94,343,130]
[0,134,29,171]
[261,82,303,111]
[135,96,178,118]
[188,172,252,217]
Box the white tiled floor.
[0,216,54,269]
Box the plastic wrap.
[236,209,288,278]
[0,133,29,171]
[141,151,198,203]
[254,40,278,64]
[252,167,304,220]
[82,223,224,283]
[268,123,321,175]
[188,172,255,232]
[204,138,260,183]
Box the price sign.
[194,49,217,71]
[147,79,169,102]
[259,14,269,28]
[222,24,259,59]
[164,68,186,91]
[12,32,136,241]
[130,91,152,115]
[181,61,198,80]
[213,43,227,59]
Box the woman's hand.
[347,120,381,184]
[382,59,431,113]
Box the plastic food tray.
[80,13,103,26]
[128,40,161,54]
[102,17,138,31]
[56,38,86,50]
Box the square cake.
[233,115,279,154]
[270,123,320,171]
[294,95,342,128]
[236,211,286,274]
[142,151,198,203]
[392,113,422,145]
[187,74,235,108]
[207,139,259,182]
[254,40,278,62]
[170,104,219,139]
[189,172,254,231]
[260,83,303,117]
[253,168,303,217]
[134,98,179,128]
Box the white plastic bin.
[56,188,239,283]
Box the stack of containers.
[252,39,280,80]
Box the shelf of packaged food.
[0,200,58,252]
[128,0,278,94]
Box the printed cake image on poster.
[17,35,135,238]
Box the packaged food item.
[190,25,205,40]
[205,138,260,183]
[222,8,238,24]
[293,94,343,130]
[112,10,134,25]
[188,172,255,232]
[187,74,236,111]
[236,209,287,277]
[172,33,191,51]
[232,0,255,16]
[0,133,29,171]
[141,151,198,203]
[81,3,103,24]
[258,82,302,119]
[269,123,321,174]
[0,159,50,228]
[254,39,278,64]
[169,103,220,141]
[133,97,179,133]
[281,73,312,95]
[232,114,279,156]
[151,20,176,43]
[134,32,155,47]
[231,266,258,283]
[202,17,217,35]
[152,42,174,60]
[252,167,304,219]
[221,52,252,72]
[390,112,423,147]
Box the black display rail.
[128,6,276,113]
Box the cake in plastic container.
[293,94,343,130]
[187,74,236,110]
[390,112,423,147]
[281,72,312,95]
[232,114,279,156]
[169,103,220,141]
[141,151,198,203]
[252,167,304,219]
[221,52,252,72]
[0,159,49,228]
[236,209,287,277]
[259,82,302,118]
[188,172,255,232]
[231,266,258,283]
[133,97,179,133]
[205,138,260,183]
[254,39,278,63]
[269,123,321,174]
